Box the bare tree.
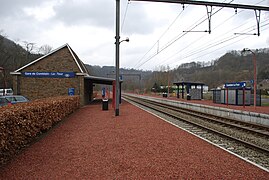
[23,41,35,54]
[22,41,35,63]
[0,29,7,38]
[39,44,53,55]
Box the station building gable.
[14,44,88,74]
[11,44,89,105]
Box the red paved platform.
[0,101,268,179]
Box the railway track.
[123,94,269,171]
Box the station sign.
[22,72,75,78]
[224,82,246,88]
[68,88,75,96]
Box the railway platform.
[0,100,268,179]
[129,93,269,127]
[141,93,269,115]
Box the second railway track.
[123,94,269,171]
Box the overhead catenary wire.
[135,0,267,69]
[168,20,269,67]
[155,15,237,67]
[133,5,188,68]
[185,23,269,63]
[162,16,257,66]
[160,0,233,54]
[121,0,131,33]
[158,1,268,67]
[164,19,269,67]
[135,0,233,69]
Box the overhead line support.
[206,5,212,34]
[129,0,269,11]
[254,10,261,36]
[129,0,269,35]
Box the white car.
[0,88,13,96]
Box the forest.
[88,49,269,93]
[1,34,269,93]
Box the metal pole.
[242,48,257,108]
[167,71,169,97]
[243,87,245,108]
[226,88,229,106]
[115,0,120,116]
[253,52,257,108]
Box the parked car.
[0,88,13,96]
[4,95,29,104]
[0,96,9,107]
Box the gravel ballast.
[0,101,268,179]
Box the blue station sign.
[68,88,75,96]
[224,82,246,88]
[22,72,75,78]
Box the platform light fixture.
[120,37,129,43]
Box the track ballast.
[123,94,269,171]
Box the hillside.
[1,35,268,92]
[86,65,152,91]
[0,35,42,88]
[170,49,269,89]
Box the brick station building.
[10,44,114,106]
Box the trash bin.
[102,99,108,110]
[163,93,167,98]
[187,94,191,100]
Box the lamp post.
[167,70,169,98]
[242,48,257,108]
[114,37,129,116]
[115,0,129,116]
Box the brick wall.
[13,46,86,105]
[19,77,80,100]
[24,47,81,72]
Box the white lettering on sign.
[36,72,49,76]
[22,72,75,78]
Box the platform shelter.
[173,82,205,100]
[212,82,261,106]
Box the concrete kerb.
[126,94,269,127]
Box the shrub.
[0,96,80,166]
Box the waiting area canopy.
[84,75,124,85]
[173,81,205,99]
[84,75,115,85]
[84,75,123,104]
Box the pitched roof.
[14,44,89,74]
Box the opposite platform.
[128,93,269,126]
[0,101,268,179]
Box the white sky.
[1,0,269,71]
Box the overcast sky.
[1,0,269,71]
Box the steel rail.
[140,97,269,137]
[123,95,269,154]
